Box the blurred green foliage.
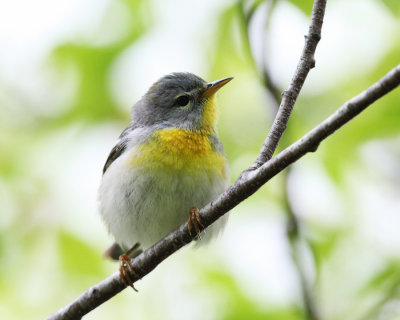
[205,269,303,320]
[51,0,152,124]
[287,0,314,15]
[381,0,400,17]
[1,0,400,320]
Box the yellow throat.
[128,96,227,178]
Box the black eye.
[176,95,190,107]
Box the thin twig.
[238,0,281,109]
[46,64,400,320]
[240,1,321,318]
[282,168,319,320]
[250,0,327,169]
[259,0,281,108]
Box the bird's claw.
[188,207,204,239]
[119,254,138,292]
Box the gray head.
[130,72,232,132]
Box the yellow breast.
[129,128,227,179]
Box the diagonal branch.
[46,64,400,320]
[250,0,327,169]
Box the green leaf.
[210,4,252,75]
[58,231,104,276]
[203,269,303,320]
[360,261,400,295]
[316,44,400,183]
[49,0,152,125]
[381,0,400,17]
[286,0,314,16]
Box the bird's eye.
[176,95,190,107]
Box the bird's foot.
[119,242,140,291]
[188,207,204,239]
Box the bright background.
[1,0,400,319]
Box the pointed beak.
[201,77,233,99]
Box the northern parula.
[98,72,232,288]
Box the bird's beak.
[202,77,233,99]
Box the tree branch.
[240,1,322,318]
[47,64,400,320]
[251,0,327,169]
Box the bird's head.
[131,72,233,133]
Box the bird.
[98,72,232,289]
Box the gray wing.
[102,126,132,174]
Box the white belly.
[98,150,229,251]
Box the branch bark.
[251,0,327,169]
[47,64,400,320]
[240,1,323,318]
